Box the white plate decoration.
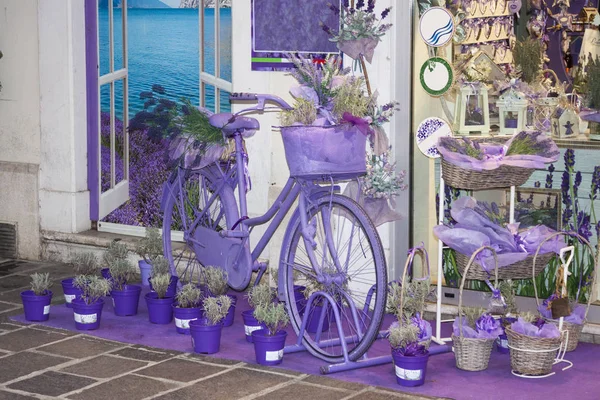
[419,7,455,47]
[420,57,454,96]
[416,117,452,158]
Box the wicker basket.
[455,252,554,280]
[440,158,534,191]
[543,319,583,352]
[452,246,499,371]
[505,326,562,376]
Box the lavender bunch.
[323,1,392,43]
[287,54,349,107]
[438,137,485,160]
[360,150,407,199]
[505,131,559,159]
[369,101,399,127]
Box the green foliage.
[70,252,100,276]
[73,275,112,305]
[103,241,129,267]
[461,306,486,328]
[332,76,371,119]
[108,258,135,291]
[247,284,274,309]
[498,280,518,315]
[135,228,163,262]
[203,266,229,296]
[585,55,600,109]
[388,323,419,350]
[280,98,317,126]
[387,279,434,322]
[150,273,171,299]
[177,99,225,145]
[202,295,231,325]
[175,283,202,308]
[253,302,289,336]
[150,255,170,277]
[513,38,542,84]
[30,273,51,296]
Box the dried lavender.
[202,295,231,325]
[253,303,289,336]
[202,266,229,297]
[326,1,392,43]
[360,150,407,199]
[438,137,485,160]
[505,131,559,159]
[30,273,51,296]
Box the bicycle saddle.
[209,113,260,138]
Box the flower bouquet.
[437,131,559,190]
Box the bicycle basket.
[280,125,367,179]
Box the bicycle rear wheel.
[161,164,249,289]
[280,193,387,363]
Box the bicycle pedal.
[219,230,249,238]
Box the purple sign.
[251,0,340,71]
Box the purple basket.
[280,125,367,179]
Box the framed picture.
[506,188,562,231]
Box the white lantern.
[551,107,580,139]
[454,83,490,135]
[496,88,528,136]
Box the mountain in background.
[99,0,170,8]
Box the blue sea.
[98,8,232,117]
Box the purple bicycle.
[161,93,387,363]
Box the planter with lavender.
[107,242,141,316]
[388,322,430,387]
[21,273,53,322]
[62,252,100,308]
[251,302,290,366]
[146,273,175,324]
[203,266,235,327]
[190,295,231,354]
[243,284,272,342]
[173,283,203,334]
[135,228,164,287]
[149,255,177,298]
[71,275,112,330]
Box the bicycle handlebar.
[229,92,293,112]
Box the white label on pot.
[395,366,422,381]
[245,325,262,336]
[43,305,50,315]
[74,313,97,324]
[499,338,508,348]
[64,294,76,303]
[175,317,196,329]
[265,349,283,362]
[112,298,116,308]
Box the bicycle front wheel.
[280,193,387,363]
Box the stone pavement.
[0,259,449,400]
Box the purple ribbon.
[342,112,374,137]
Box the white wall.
[0,0,42,259]
[232,1,400,274]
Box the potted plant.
[301,278,332,334]
[71,275,112,330]
[173,283,203,334]
[189,295,231,354]
[251,302,290,366]
[62,252,100,308]
[203,266,235,327]
[135,228,163,286]
[146,273,175,324]
[107,245,141,316]
[21,273,53,322]
[242,284,272,342]
[149,255,177,298]
[388,322,429,387]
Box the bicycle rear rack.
[283,290,452,374]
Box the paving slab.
[37,336,123,359]
[0,302,17,313]
[255,382,349,400]
[0,275,30,292]
[135,358,226,382]
[0,391,37,399]
[61,355,149,378]
[69,374,178,400]
[7,371,97,397]
[0,327,70,352]
[302,374,367,391]
[0,261,40,277]
[0,351,69,383]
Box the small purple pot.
[391,350,429,387]
[251,329,287,366]
[190,318,223,354]
[145,292,174,324]
[242,309,266,343]
[172,304,203,334]
[21,290,53,322]
[306,304,330,333]
[222,294,237,327]
[61,278,82,308]
[496,333,509,354]
[111,285,142,316]
[72,298,104,330]
[138,260,152,287]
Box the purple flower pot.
[391,350,429,387]
[72,298,104,330]
[145,292,174,324]
[222,294,237,327]
[251,329,287,366]
[61,278,82,308]
[496,333,509,354]
[21,290,53,322]
[293,285,307,316]
[306,304,330,333]
[172,304,203,334]
[111,285,142,316]
[138,260,152,287]
[242,310,266,343]
[189,319,223,354]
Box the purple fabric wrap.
[437,133,559,171]
[510,317,561,338]
[337,37,379,63]
[538,300,586,325]
[452,315,503,339]
[412,313,433,341]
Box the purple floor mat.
[12,290,600,400]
